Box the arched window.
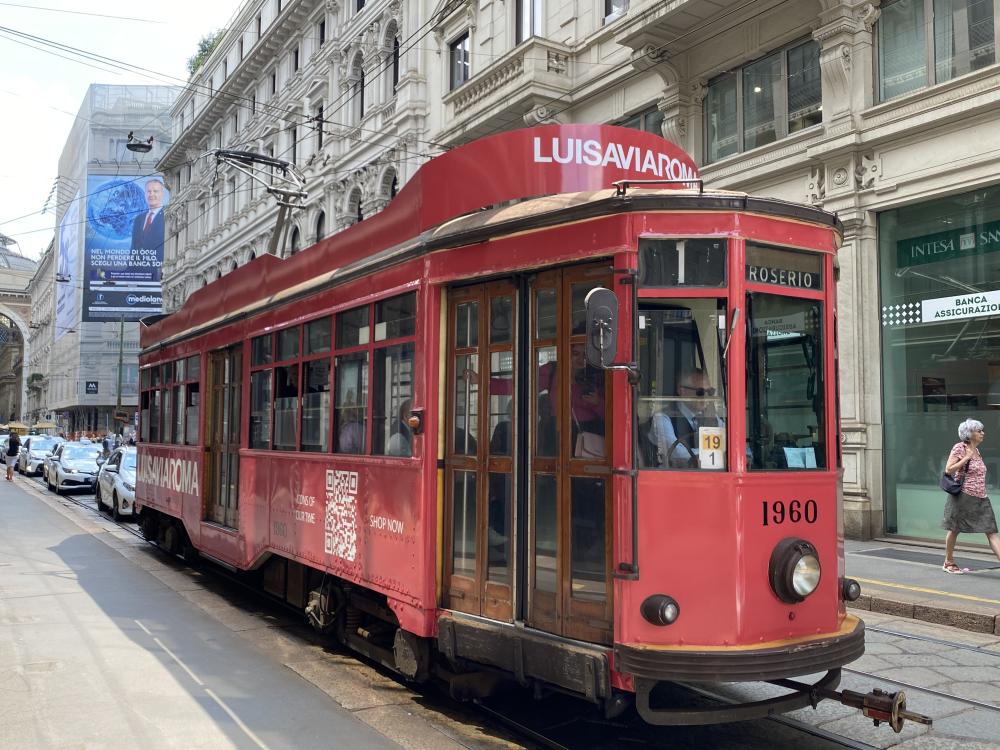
[230,260,239,273]
[250,251,257,261]
[392,35,400,90]
[315,211,326,242]
[380,167,398,202]
[348,187,363,224]
[351,53,365,122]
[215,269,223,281]
[289,226,301,255]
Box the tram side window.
[637,299,729,470]
[185,355,200,445]
[746,294,826,471]
[250,368,272,449]
[302,319,331,452]
[373,292,416,457]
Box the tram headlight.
[769,538,821,604]
[640,594,680,626]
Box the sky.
[0,1,238,259]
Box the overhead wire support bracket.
[212,149,308,256]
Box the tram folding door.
[445,281,516,622]
[206,345,242,529]
[443,266,613,644]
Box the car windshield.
[31,438,56,451]
[64,446,99,460]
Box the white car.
[19,436,63,476]
[96,447,137,520]
[47,442,100,494]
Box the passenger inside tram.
[387,399,412,457]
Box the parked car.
[47,442,101,494]
[41,443,63,485]
[19,436,63,476]
[96,446,137,520]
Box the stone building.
[49,84,177,436]
[0,235,36,423]
[159,0,1000,542]
[23,239,56,424]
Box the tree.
[187,28,227,76]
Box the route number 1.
[698,426,725,470]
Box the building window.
[290,125,297,165]
[392,35,400,90]
[704,38,821,163]
[357,0,365,10]
[314,104,324,150]
[315,211,326,242]
[318,19,326,46]
[251,93,256,114]
[877,0,996,101]
[292,46,300,72]
[256,13,262,40]
[878,185,1000,540]
[223,59,228,79]
[450,33,470,89]
[516,0,541,44]
[604,0,628,23]
[290,226,301,255]
[620,107,665,137]
[351,53,365,122]
[239,37,244,59]
[270,71,277,96]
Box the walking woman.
[5,432,20,481]
[942,418,1000,573]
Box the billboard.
[55,192,81,340]
[82,174,169,322]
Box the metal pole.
[116,314,124,434]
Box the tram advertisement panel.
[82,173,168,322]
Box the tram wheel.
[140,512,158,542]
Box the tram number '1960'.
[762,499,818,526]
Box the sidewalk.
[847,538,1000,635]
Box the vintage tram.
[137,125,923,729]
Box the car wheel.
[111,492,121,522]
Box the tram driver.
[647,370,724,469]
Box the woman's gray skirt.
[942,492,998,534]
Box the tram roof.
[141,184,841,355]
[141,125,840,354]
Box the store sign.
[85,381,99,395]
[897,220,1000,267]
[921,290,1000,322]
[746,265,821,289]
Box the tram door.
[444,282,516,621]
[443,266,613,643]
[527,266,613,644]
[205,345,242,528]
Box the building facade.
[160,0,1000,542]
[0,236,36,423]
[48,84,177,437]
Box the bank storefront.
[880,186,1000,540]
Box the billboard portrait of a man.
[132,177,166,253]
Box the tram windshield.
[746,294,826,470]
[637,299,728,470]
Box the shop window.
[879,185,1000,539]
[450,33,470,89]
[705,39,821,163]
[878,0,995,102]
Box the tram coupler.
[771,679,932,733]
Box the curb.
[849,591,1000,636]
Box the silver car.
[96,447,137,520]
[19,436,63,476]
[47,442,101,494]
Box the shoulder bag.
[940,445,967,495]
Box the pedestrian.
[942,418,999,574]
[5,432,21,481]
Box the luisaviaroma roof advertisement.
[82,174,168,322]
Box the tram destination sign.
[897,219,1000,268]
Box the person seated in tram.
[387,399,413,457]
[646,370,722,468]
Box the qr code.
[324,470,358,562]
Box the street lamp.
[126,131,153,153]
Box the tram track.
[18,477,916,750]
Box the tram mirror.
[585,287,618,368]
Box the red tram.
[136,125,917,728]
